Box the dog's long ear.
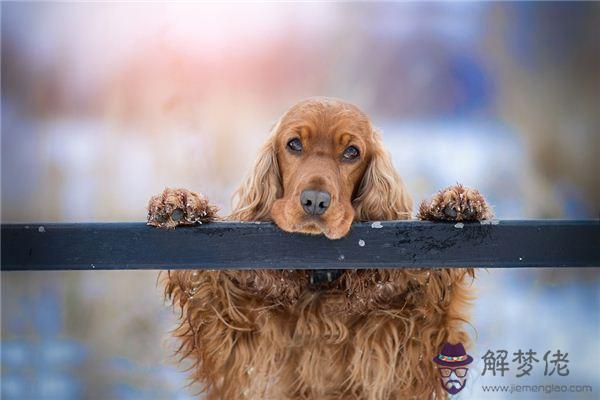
[229,122,282,221]
[353,129,413,221]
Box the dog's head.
[231,97,412,238]
[226,98,414,305]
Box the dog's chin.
[275,217,352,240]
[278,219,341,239]
[278,218,349,240]
[294,220,323,234]
[271,200,353,239]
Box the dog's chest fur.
[165,268,471,399]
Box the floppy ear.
[353,129,413,221]
[229,122,282,221]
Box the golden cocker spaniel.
[148,98,492,400]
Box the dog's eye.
[287,138,302,152]
[342,145,360,160]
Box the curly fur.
[156,98,487,400]
[163,268,474,400]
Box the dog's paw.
[147,188,218,228]
[417,184,493,222]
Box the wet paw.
[417,184,493,222]
[147,188,218,228]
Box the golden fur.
[149,98,492,399]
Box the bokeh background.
[1,2,599,399]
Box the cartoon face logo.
[433,342,473,395]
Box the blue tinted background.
[2,2,599,399]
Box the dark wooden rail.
[1,220,598,271]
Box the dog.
[147,98,492,399]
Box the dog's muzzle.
[308,269,344,289]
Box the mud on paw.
[147,188,218,228]
[417,184,493,222]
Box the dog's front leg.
[414,184,492,398]
[416,183,492,344]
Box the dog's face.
[270,100,372,239]
[231,97,413,240]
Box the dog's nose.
[300,190,331,216]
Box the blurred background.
[1,2,598,399]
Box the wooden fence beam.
[1,221,598,271]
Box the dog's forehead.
[286,99,369,121]
[281,100,372,140]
